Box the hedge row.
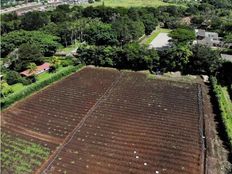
[211,76,232,149]
[1,64,84,110]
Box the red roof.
[20,63,50,77]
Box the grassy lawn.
[11,83,24,93]
[141,27,171,46]
[9,66,70,94]
[85,0,170,7]
[58,42,80,53]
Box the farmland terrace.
[1,67,207,174]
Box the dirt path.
[202,85,232,174]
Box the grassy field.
[86,0,170,7]
[57,42,80,53]
[9,66,69,94]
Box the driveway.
[149,33,171,50]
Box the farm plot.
[37,69,205,174]
[1,131,50,174]
[1,67,121,173]
[1,67,205,174]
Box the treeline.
[1,4,188,57]
[1,3,231,80]
[76,43,159,71]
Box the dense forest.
[0,1,232,87]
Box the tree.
[27,63,37,73]
[141,13,158,35]
[5,71,22,85]
[51,11,69,23]
[225,33,232,43]
[84,21,118,45]
[130,21,145,40]
[1,30,60,57]
[159,44,193,72]
[144,48,160,72]
[49,56,61,71]
[187,44,222,75]
[21,11,49,30]
[12,43,43,71]
[112,17,133,45]
[0,81,13,98]
[217,61,232,86]
[169,28,196,44]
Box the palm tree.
[27,63,37,74]
[50,56,61,70]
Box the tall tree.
[27,63,37,73]
[169,28,196,44]
[21,11,49,30]
[11,43,43,71]
[188,44,222,75]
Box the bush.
[1,64,84,109]
[5,71,22,85]
[211,76,232,149]
[20,77,33,85]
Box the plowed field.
[1,67,205,174]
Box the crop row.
[44,69,203,174]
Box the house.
[20,63,50,77]
[195,29,223,47]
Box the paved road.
[0,2,63,15]
[149,33,171,50]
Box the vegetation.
[1,132,50,174]
[76,43,159,71]
[1,64,84,109]
[211,76,232,149]
[144,27,171,45]
[0,2,231,108]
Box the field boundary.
[36,71,124,174]
[197,84,207,174]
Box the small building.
[20,63,50,77]
[195,29,223,47]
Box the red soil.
[1,67,206,174]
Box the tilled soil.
[1,67,213,174]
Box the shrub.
[211,76,232,149]
[5,71,22,85]
[20,77,33,85]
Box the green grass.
[143,27,171,45]
[1,132,50,174]
[11,83,24,92]
[9,66,70,94]
[58,42,80,53]
[85,0,170,7]
[211,77,232,148]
